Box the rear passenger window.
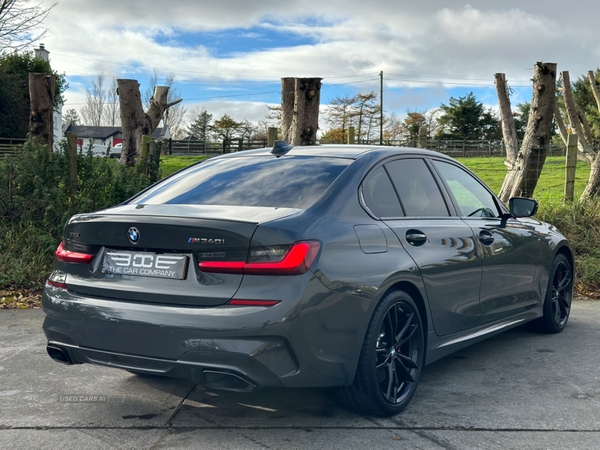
[362,167,403,218]
[385,159,449,217]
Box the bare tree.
[81,74,106,127]
[163,72,186,139]
[325,95,357,134]
[142,70,159,110]
[354,92,378,140]
[105,78,120,127]
[424,108,442,138]
[0,0,55,52]
[384,113,403,140]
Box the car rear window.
[133,156,350,209]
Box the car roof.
[219,144,456,161]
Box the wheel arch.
[555,243,574,274]
[377,280,430,353]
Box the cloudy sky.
[37,0,599,126]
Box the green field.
[160,155,589,200]
[455,156,591,200]
[160,155,211,177]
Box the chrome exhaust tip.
[203,370,258,393]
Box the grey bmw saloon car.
[42,143,573,416]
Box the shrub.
[0,140,153,287]
[536,199,600,285]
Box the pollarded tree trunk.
[495,73,520,202]
[494,73,519,164]
[588,70,600,110]
[117,79,147,166]
[281,78,295,144]
[29,73,56,150]
[117,80,182,166]
[554,104,569,146]
[561,72,597,165]
[498,62,557,202]
[281,77,322,145]
[555,96,593,165]
[581,71,600,198]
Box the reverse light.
[55,241,94,264]
[198,241,320,276]
[48,270,67,289]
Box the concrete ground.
[1,300,599,450]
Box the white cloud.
[38,0,600,124]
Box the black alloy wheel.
[375,301,421,405]
[338,290,425,416]
[535,254,573,333]
[551,259,572,328]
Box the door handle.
[406,230,427,246]
[479,230,494,245]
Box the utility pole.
[379,71,383,145]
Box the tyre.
[534,254,573,334]
[339,290,425,416]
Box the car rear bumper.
[42,277,374,388]
[46,340,282,391]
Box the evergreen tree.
[187,108,213,141]
[62,109,81,127]
[0,51,67,138]
[513,102,530,140]
[437,92,500,140]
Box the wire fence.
[317,138,598,158]
[315,138,592,200]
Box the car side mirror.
[509,197,538,217]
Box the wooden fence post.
[29,73,56,150]
[140,135,150,175]
[565,134,578,201]
[267,127,278,147]
[147,139,158,180]
[347,126,355,145]
[66,132,78,208]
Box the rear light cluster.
[199,240,320,276]
[55,242,94,264]
[48,270,67,289]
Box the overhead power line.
[385,77,531,87]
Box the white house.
[63,124,170,151]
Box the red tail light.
[199,241,320,276]
[228,300,281,306]
[55,242,94,264]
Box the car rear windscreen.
[133,156,350,209]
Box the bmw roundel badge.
[128,227,140,243]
